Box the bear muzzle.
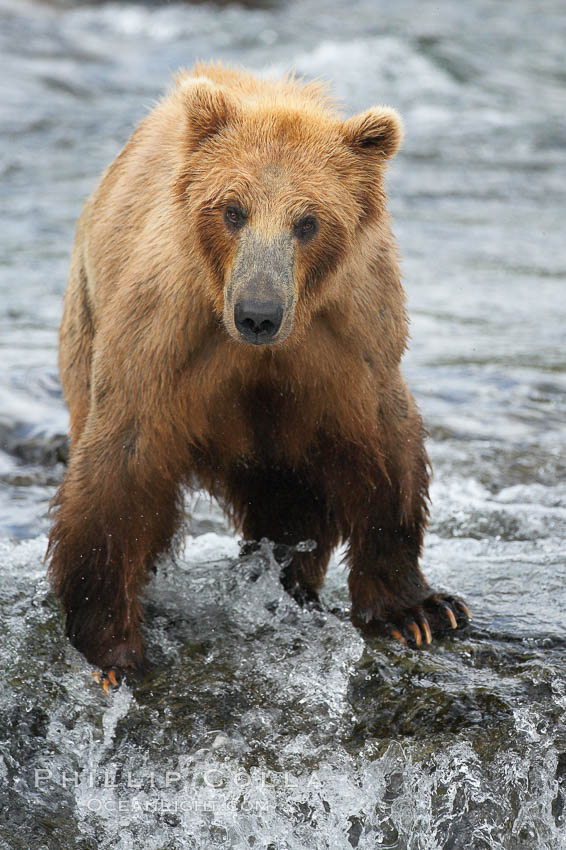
[223,230,296,346]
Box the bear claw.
[390,627,407,646]
[441,603,458,630]
[92,667,123,695]
[420,615,433,645]
[408,621,422,647]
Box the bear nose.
[234,299,284,344]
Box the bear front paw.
[352,593,471,647]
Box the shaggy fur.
[48,63,468,671]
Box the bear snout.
[234,299,284,344]
[223,229,295,345]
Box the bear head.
[173,74,403,348]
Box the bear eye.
[294,215,319,243]
[224,204,247,231]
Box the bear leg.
[334,427,470,645]
[48,423,184,672]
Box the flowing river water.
[0,0,565,847]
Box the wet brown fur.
[48,63,453,670]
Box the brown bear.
[48,62,469,682]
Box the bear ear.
[181,77,238,147]
[342,107,403,160]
